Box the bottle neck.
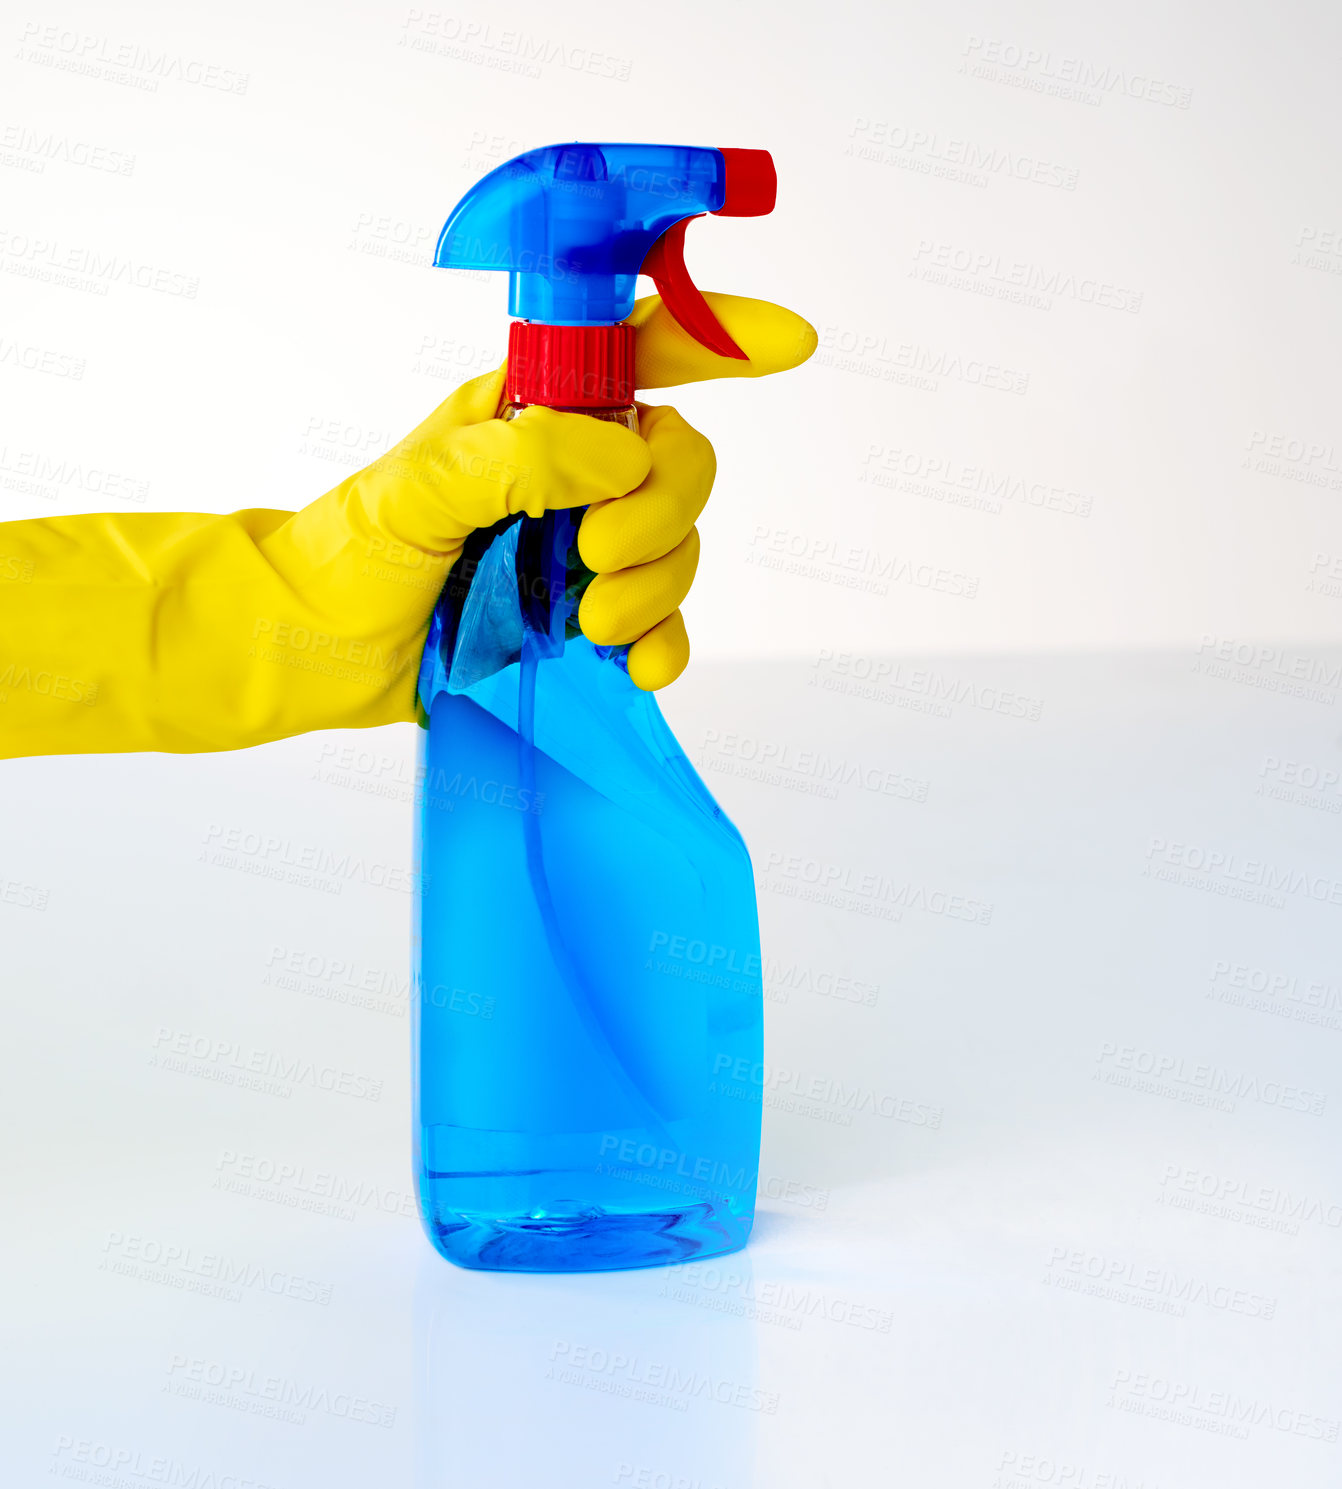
[505,321,635,409]
[501,402,638,431]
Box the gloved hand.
[0,293,815,758]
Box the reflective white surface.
[3,652,1339,1486]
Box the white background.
[3,3,1342,1487]
[3,0,1342,655]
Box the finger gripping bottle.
[414,143,776,1272]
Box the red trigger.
[641,217,748,360]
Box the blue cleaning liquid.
[413,512,764,1271]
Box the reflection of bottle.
[413,1249,759,1488]
[415,143,777,1272]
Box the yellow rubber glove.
[0,293,815,758]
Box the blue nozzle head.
[434,142,773,327]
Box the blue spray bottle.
[413,143,777,1272]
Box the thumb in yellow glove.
[0,293,815,758]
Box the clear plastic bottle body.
[412,399,764,1272]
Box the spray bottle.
[414,143,776,1272]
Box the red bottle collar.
[505,322,635,408]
